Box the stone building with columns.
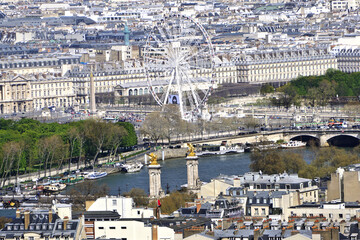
[0,74,32,114]
[234,48,337,84]
[0,73,76,114]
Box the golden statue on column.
[187,143,197,157]
[147,153,159,165]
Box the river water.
[93,148,317,195]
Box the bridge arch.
[327,135,360,147]
[290,135,320,146]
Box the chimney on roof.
[254,228,261,240]
[49,209,53,223]
[63,216,69,230]
[24,210,30,230]
[152,225,158,240]
[234,178,241,187]
[196,201,201,213]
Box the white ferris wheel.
[143,14,215,121]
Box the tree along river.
[91,148,317,195]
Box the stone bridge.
[191,129,360,147]
[283,129,360,147]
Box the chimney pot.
[63,216,69,230]
[196,201,201,213]
[24,210,30,230]
[49,209,53,223]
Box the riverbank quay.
[1,148,142,187]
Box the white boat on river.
[281,140,306,148]
[197,145,245,156]
[85,172,108,180]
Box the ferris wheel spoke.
[181,69,209,98]
[179,68,200,108]
[158,27,172,42]
[185,90,196,112]
[152,34,167,48]
[163,25,175,41]
[182,47,209,63]
[163,69,176,105]
[146,56,167,63]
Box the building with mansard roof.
[0,208,84,240]
[233,48,337,84]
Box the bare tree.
[242,116,260,130]
[67,127,78,173]
[38,135,64,177]
[84,119,113,169]
[15,141,26,187]
[140,112,166,145]
[161,105,183,144]
[108,125,127,161]
[67,181,109,210]
[0,142,20,187]
[76,124,86,169]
